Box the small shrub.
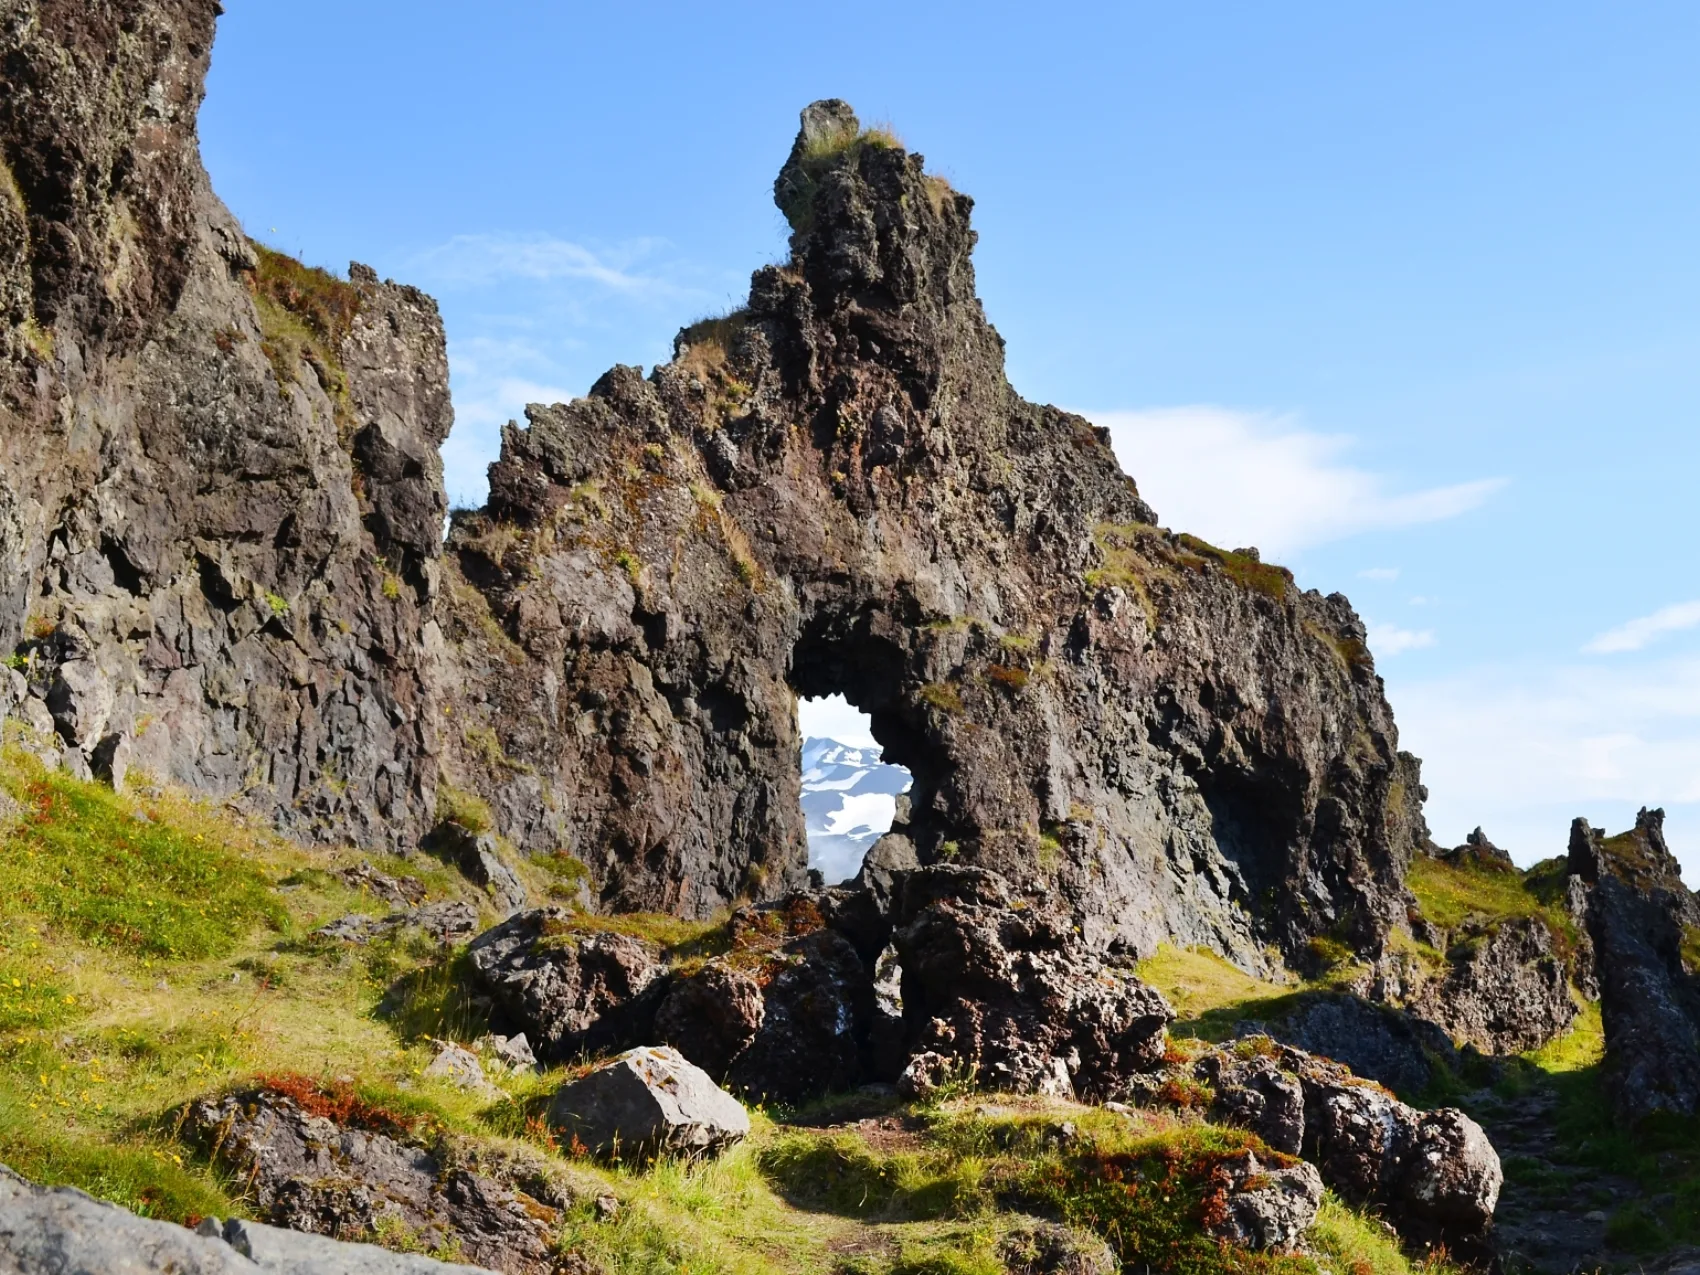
[921,682,964,714]
[985,664,1028,692]
[264,592,289,618]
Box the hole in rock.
[797,694,912,886]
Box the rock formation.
[0,0,452,854]
[1568,808,1700,1117]
[183,1083,584,1272]
[433,98,1431,960]
[1168,1039,1503,1253]
[0,1163,499,1274]
[1,1,1432,970]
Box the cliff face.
[1,4,1426,968]
[0,0,452,851]
[437,101,1428,961]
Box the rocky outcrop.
[4,7,1429,963]
[656,899,876,1104]
[429,98,1429,955]
[465,910,667,1062]
[0,1162,497,1273]
[893,866,1174,1099]
[546,1046,751,1159]
[1568,809,1700,1117]
[1237,989,1459,1099]
[0,0,452,852]
[1175,1039,1502,1251]
[1406,914,1577,1056]
[182,1084,581,1273]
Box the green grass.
[434,783,494,834]
[0,750,287,960]
[1522,999,1604,1074]
[0,755,1473,1274]
[1173,535,1294,601]
[1405,853,1578,954]
[246,244,361,436]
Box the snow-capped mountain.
[801,737,912,885]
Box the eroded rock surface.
[466,910,666,1062]
[429,98,1429,956]
[183,1086,577,1273]
[893,867,1174,1099]
[0,1163,498,1274]
[1569,809,1700,1117]
[1169,1039,1502,1251]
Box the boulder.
[1406,915,1577,1056]
[892,867,1174,1099]
[182,1085,563,1272]
[653,892,885,1103]
[546,1045,750,1159]
[466,909,666,1062]
[1202,1149,1324,1252]
[476,1031,539,1073]
[316,900,479,948]
[0,1163,496,1273]
[1242,990,1458,1098]
[1173,1038,1502,1250]
[423,1040,500,1097]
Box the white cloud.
[1368,621,1435,656]
[1360,567,1401,581]
[798,694,880,748]
[1391,655,1700,877]
[412,233,682,294]
[1583,600,1700,655]
[1092,407,1505,559]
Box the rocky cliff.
[0,0,452,852]
[435,101,1430,958]
[2,6,1427,968]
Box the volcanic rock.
[997,1221,1118,1275]
[431,97,1430,952]
[181,1086,565,1272]
[466,909,667,1062]
[0,1163,496,1273]
[1568,810,1700,1117]
[3,7,1428,967]
[1201,1148,1324,1252]
[892,867,1174,1099]
[1173,1039,1501,1250]
[1406,914,1577,1056]
[546,1045,750,1159]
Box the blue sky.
[201,2,1700,875]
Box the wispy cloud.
[1360,567,1401,581]
[1584,600,1700,655]
[1092,407,1506,559]
[412,233,689,296]
[1368,621,1436,656]
[1391,654,1700,876]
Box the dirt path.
[1466,1082,1641,1273]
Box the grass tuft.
[245,244,361,440]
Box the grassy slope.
[0,748,1461,1274]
